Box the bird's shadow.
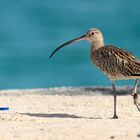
[20,113,102,119]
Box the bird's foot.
[111,114,119,119]
[133,93,140,105]
[132,93,140,112]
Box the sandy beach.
[0,86,140,140]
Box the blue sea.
[0,0,140,89]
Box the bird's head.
[86,28,104,43]
[50,28,104,58]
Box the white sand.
[0,87,140,140]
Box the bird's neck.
[90,40,104,52]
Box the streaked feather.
[91,45,140,80]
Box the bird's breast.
[90,47,128,80]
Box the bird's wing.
[95,45,140,77]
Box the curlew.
[50,28,140,119]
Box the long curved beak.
[50,34,86,58]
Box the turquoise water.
[0,0,140,89]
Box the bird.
[50,28,140,119]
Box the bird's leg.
[133,93,140,112]
[131,79,138,96]
[132,79,140,111]
[111,81,119,119]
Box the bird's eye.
[90,32,94,36]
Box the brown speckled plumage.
[91,45,140,80]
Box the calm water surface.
[0,0,140,89]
